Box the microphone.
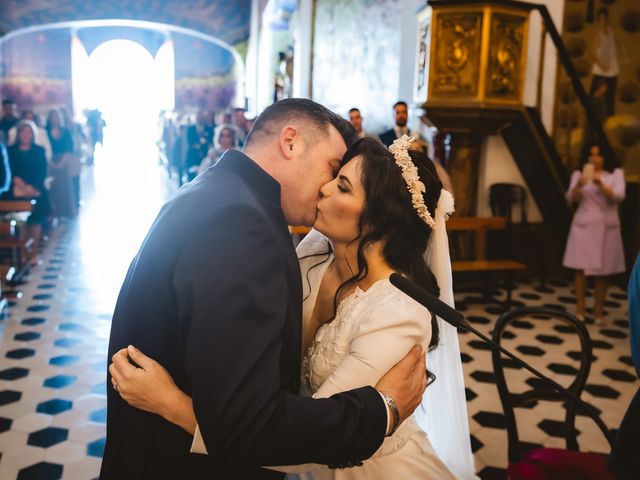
[389,273,615,448]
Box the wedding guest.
[197,125,237,174]
[46,109,76,218]
[7,110,52,162]
[562,143,625,324]
[379,101,418,148]
[60,107,85,208]
[185,110,213,181]
[348,108,367,139]
[233,107,248,146]
[8,121,52,240]
[0,99,19,136]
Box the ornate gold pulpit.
[421,0,530,133]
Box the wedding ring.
[113,382,119,392]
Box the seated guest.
[197,125,237,175]
[8,110,53,162]
[8,121,52,240]
[379,101,419,147]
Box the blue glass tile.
[87,437,106,458]
[49,355,80,366]
[21,317,46,326]
[0,367,29,380]
[14,332,41,341]
[43,375,77,389]
[27,427,68,447]
[36,399,72,415]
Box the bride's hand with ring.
[109,345,197,434]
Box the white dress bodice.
[294,230,455,480]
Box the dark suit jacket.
[378,129,397,148]
[101,150,386,479]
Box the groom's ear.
[278,125,299,160]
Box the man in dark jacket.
[101,99,426,479]
[379,101,415,147]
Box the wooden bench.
[447,216,527,303]
[0,200,37,298]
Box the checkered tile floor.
[456,280,637,479]
[0,169,635,479]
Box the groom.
[101,99,427,479]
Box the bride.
[109,136,477,479]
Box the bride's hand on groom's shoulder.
[109,347,189,422]
[375,345,427,429]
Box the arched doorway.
[73,37,174,165]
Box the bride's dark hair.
[304,137,443,355]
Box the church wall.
[311,0,405,133]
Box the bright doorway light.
[74,38,173,160]
[71,36,176,313]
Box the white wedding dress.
[289,229,455,479]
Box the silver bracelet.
[379,392,400,437]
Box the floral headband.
[388,135,436,229]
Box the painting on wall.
[0,0,252,48]
[173,32,239,112]
[557,0,640,175]
[312,0,403,134]
[0,29,72,111]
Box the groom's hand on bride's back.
[375,345,427,433]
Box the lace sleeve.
[313,291,430,400]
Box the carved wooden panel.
[487,13,526,100]
[430,12,483,98]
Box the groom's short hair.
[244,98,357,149]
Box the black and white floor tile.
[456,280,637,479]
[0,166,636,479]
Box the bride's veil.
[416,188,479,479]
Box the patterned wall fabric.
[312,0,403,134]
[0,0,251,46]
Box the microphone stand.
[388,273,615,448]
[457,317,615,449]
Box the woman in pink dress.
[562,143,625,324]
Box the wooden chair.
[492,306,614,479]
